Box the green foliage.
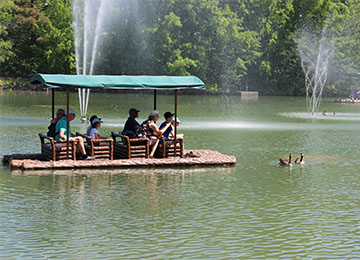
[0,0,14,64]
[0,0,360,95]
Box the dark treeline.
[1,0,360,95]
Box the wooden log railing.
[76,132,113,160]
[111,132,149,159]
[39,133,76,161]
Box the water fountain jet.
[72,0,112,121]
[298,27,335,115]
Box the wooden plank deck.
[3,150,236,171]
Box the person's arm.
[150,122,171,135]
[169,129,175,138]
[154,122,171,135]
[59,129,67,140]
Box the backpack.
[47,123,56,137]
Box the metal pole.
[51,88,55,119]
[66,87,70,159]
[174,89,178,145]
[154,90,157,110]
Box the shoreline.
[0,77,346,98]
[0,77,44,91]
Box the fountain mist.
[298,26,335,115]
[72,0,115,119]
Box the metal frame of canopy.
[31,74,205,159]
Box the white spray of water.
[298,26,335,115]
[72,0,81,75]
[89,0,107,75]
[72,0,113,119]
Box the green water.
[0,91,359,259]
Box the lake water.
[0,91,359,259]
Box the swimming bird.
[279,154,292,166]
[323,111,327,116]
[294,153,305,165]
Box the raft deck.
[3,150,236,171]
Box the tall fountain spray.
[298,27,335,115]
[72,0,111,121]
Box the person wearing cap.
[171,117,184,139]
[122,108,140,138]
[159,112,175,139]
[86,115,101,136]
[137,110,172,158]
[55,108,93,160]
[88,118,106,144]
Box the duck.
[279,154,292,166]
[323,111,327,116]
[294,153,305,165]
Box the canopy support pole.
[51,88,55,119]
[66,87,70,159]
[154,90,157,110]
[174,89,178,151]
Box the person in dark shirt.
[159,112,174,139]
[122,108,140,138]
[47,108,65,137]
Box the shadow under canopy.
[31,74,205,159]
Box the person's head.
[56,108,65,118]
[164,112,174,122]
[91,118,103,129]
[129,108,140,118]
[172,117,181,127]
[65,108,77,121]
[89,115,101,124]
[149,110,160,122]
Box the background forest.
[1,0,360,95]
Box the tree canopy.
[1,0,360,95]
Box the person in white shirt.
[88,118,106,145]
[87,115,101,136]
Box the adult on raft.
[55,108,94,160]
[137,110,172,158]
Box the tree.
[0,0,14,66]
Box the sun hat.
[150,110,160,117]
[90,115,101,123]
[92,118,103,124]
[164,112,175,119]
[129,108,140,113]
[173,117,181,123]
[65,108,77,115]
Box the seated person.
[55,108,93,160]
[86,115,101,136]
[171,117,184,139]
[88,118,107,145]
[122,108,140,138]
[159,112,174,139]
[47,108,65,137]
[137,110,172,158]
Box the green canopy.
[31,74,205,90]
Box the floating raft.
[3,150,236,171]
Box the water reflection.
[1,93,360,259]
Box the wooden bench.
[111,132,149,159]
[76,133,113,160]
[155,136,184,158]
[39,133,77,161]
